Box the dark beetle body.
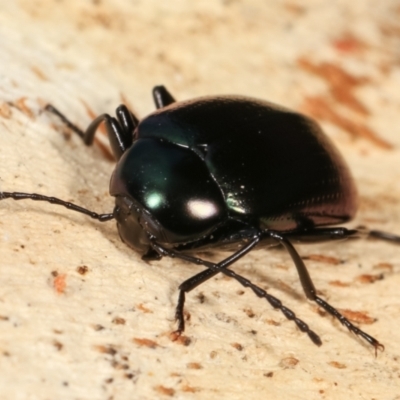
[111,96,358,254]
[3,85,398,351]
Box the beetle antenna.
[0,192,114,222]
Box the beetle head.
[110,138,227,253]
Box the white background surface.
[0,1,400,399]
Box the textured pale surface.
[0,1,400,399]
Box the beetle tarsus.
[314,296,383,352]
[44,104,86,139]
[170,330,184,342]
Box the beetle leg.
[44,104,86,138]
[150,240,322,346]
[152,86,176,109]
[116,104,138,133]
[267,231,384,354]
[285,226,400,245]
[151,237,260,333]
[175,269,216,329]
[45,104,138,160]
[285,227,360,243]
[369,229,400,243]
[173,236,261,333]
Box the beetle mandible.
[2,85,399,352]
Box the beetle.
[1,85,399,351]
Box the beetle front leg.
[150,240,322,345]
[151,237,260,334]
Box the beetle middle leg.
[276,226,399,352]
[268,229,386,353]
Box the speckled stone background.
[0,1,399,399]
